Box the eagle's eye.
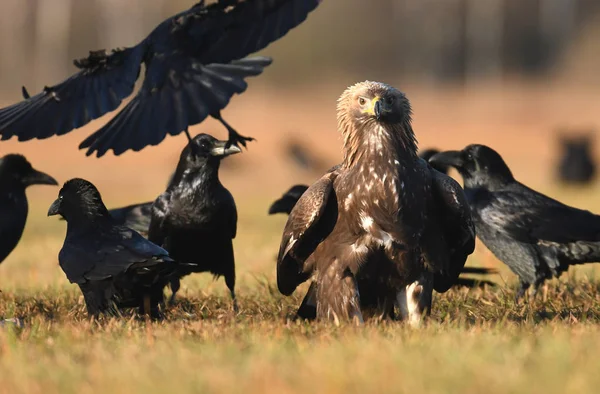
[385,96,395,106]
[358,97,366,106]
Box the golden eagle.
[276,81,475,325]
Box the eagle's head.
[337,81,417,166]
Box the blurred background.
[0,0,599,288]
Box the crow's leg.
[396,272,433,328]
[80,282,114,317]
[182,128,201,157]
[139,286,166,320]
[316,262,363,325]
[211,111,255,148]
[296,281,317,320]
[530,277,548,302]
[184,128,194,144]
[515,281,530,303]
[169,277,181,305]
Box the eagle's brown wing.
[277,170,339,296]
[429,166,476,292]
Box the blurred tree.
[33,0,73,87]
[0,0,598,97]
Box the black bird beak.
[268,197,294,215]
[24,169,58,187]
[210,140,242,157]
[428,150,464,170]
[47,198,61,217]
[374,100,383,121]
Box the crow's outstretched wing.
[0,46,145,141]
[78,57,272,156]
[0,0,321,156]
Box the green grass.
[2,197,600,394]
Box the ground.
[1,81,600,393]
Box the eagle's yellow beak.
[363,96,390,120]
[362,96,380,117]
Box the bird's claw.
[226,131,255,150]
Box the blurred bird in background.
[556,130,596,186]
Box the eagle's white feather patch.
[344,193,353,211]
[377,231,394,250]
[360,214,374,231]
[350,242,369,255]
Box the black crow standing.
[48,178,176,317]
[430,144,600,300]
[0,154,57,265]
[148,133,241,308]
[556,133,596,185]
[1,0,322,156]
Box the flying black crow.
[269,181,494,320]
[556,132,596,185]
[48,178,177,317]
[1,0,322,157]
[430,144,600,300]
[276,81,476,325]
[0,154,57,265]
[148,133,240,308]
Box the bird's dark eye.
[466,153,473,161]
[358,97,366,106]
[200,142,209,150]
[385,96,394,105]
